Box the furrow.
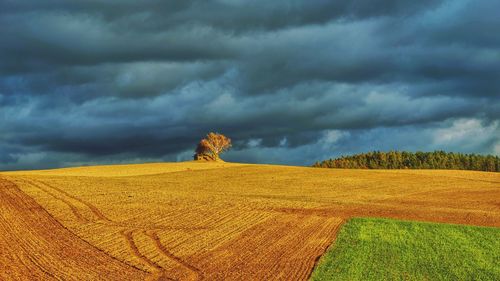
[20,178,89,224]
[145,230,203,280]
[120,229,174,281]
[35,180,112,222]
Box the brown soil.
[0,177,147,281]
[189,214,344,280]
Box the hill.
[1,161,499,280]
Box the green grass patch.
[310,218,500,281]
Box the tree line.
[313,151,499,172]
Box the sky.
[0,0,499,170]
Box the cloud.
[433,119,499,152]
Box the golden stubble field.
[1,161,499,280]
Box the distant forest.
[313,151,499,172]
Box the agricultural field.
[311,218,500,280]
[1,161,499,280]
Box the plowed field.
[1,162,499,280]
[0,178,146,280]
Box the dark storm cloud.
[0,1,440,30]
[0,0,499,170]
[0,0,442,71]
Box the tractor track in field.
[145,230,204,280]
[20,176,335,281]
[21,178,113,223]
[22,179,89,224]
[120,229,174,281]
[20,177,208,231]
[16,177,201,281]
[44,181,113,222]
[0,177,147,280]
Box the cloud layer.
[1,0,499,170]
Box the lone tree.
[194,132,231,161]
